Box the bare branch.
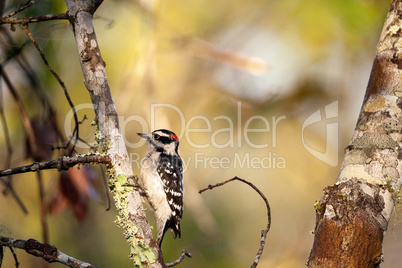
[64,0,161,265]
[308,1,402,266]
[199,176,271,268]
[87,0,104,13]
[0,178,29,214]
[0,82,12,169]
[0,72,28,214]
[21,23,79,155]
[0,155,111,177]
[0,66,37,155]
[2,0,34,19]
[0,237,97,268]
[36,172,49,244]
[0,27,60,123]
[5,243,20,267]
[165,249,192,267]
[0,13,68,25]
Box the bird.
[137,129,184,248]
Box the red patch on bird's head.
[171,134,179,141]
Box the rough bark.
[308,1,402,267]
[0,237,97,268]
[64,1,163,267]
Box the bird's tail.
[157,217,181,248]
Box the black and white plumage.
[137,129,184,248]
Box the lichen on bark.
[65,0,161,266]
[308,1,402,267]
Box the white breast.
[140,152,171,216]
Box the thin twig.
[62,115,88,155]
[0,13,68,24]
[0,70,28,213]
[0,87,28,213]
[52,115,91,152]
[36,172,49,245]
[100,166,111,211]
[0,178,28,214]
[0,101,12,166]
[0,154,111,177]
[0,237,97,268]
[166,249,192,267]
[1,27,64,145]
[6,244,20,267]
[0,74,13,168]
[0,66,36,213]
[199,176,271,268]
[0,66,37,155]
[0,27,30,64]
[21,23,79,155]
[0,177,29,214]
[2,0,34,19]
[0,27,58,119]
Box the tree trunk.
[64,0,164,267]
[308,0,402,267]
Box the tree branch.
[64,0,161,266]
[165,249,192,267]
[2,0,34,19]
[308,0,402,266]
[7,244,19,267]
[21,23,79,155]
[0,66,37,158]
[199,176,271,268]
[0,155,111,177]
[0,13,68,25]
[0,69,28,214]
[0,237,97,268]
[36,171,49,245]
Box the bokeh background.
[0,0,401,267]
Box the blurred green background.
[0,0,401,267]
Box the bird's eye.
[154,134,160,140]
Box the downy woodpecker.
[137,129,184,248]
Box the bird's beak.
[137,133,150,140]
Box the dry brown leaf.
[47,166,98,221]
